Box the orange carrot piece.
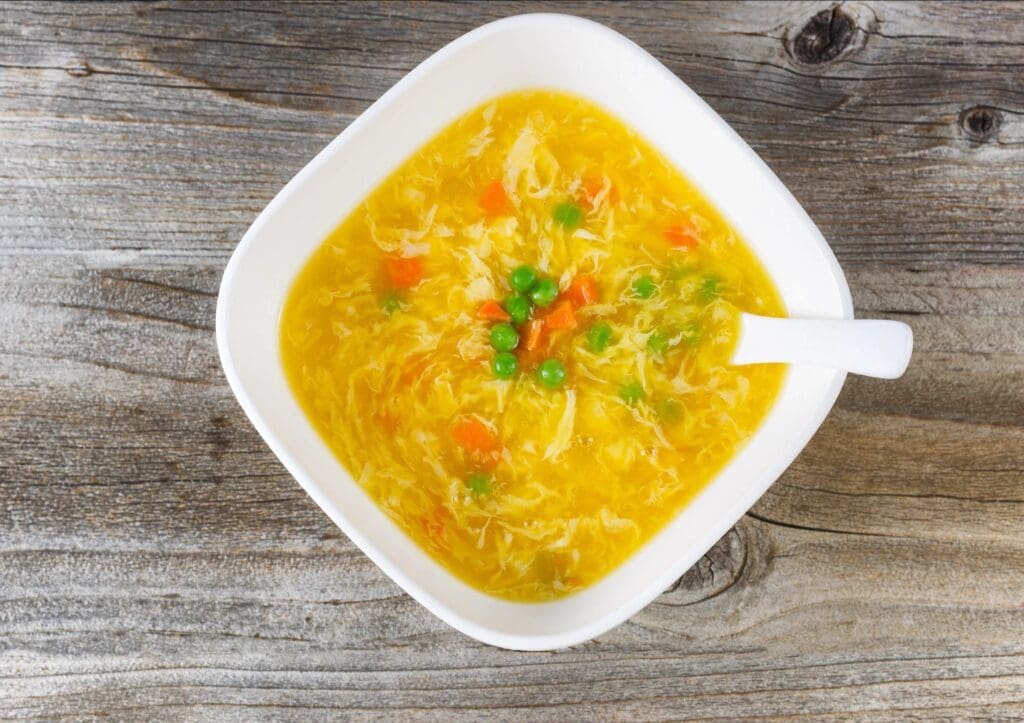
[479,179,508,216]
[452,417,501,470]
[452,417,499,456]
[477,299,511,322]
[579,176,618,209]
[385,255,424,288]
[567,275,599,307]
[373,410,399,433]
[422,505,452,547]
[399,355,429,386]
[544,299,577,331]
[582,178,603,204]
[522,318,547,352]
[663,220,699,249]
[478,453,500,472]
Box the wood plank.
[1,0,1023,718]
[3,526,1024,718]
[1,1,1022,263]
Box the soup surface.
[280,90,786,601]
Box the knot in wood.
[662,526,748,603]
[959,106,1001,142]
[791,6,856,65]
[65,60,93,78]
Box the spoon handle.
[732,313,913,379]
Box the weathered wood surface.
[2,1,1023,718]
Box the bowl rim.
[217,12,853,650]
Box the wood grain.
[1,1,1022,718]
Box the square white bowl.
[216,13,853,651]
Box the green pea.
[491,351,518,379]
[536,358,567,389]
[490,323,519,352]
[552,202,583,228]
[655,398,682,423]
[504,294,532,325]
[632,275,657,299]
[619,381,645,406]
[467,473,492,496]
[509,265,538,293]
[699,275,721,301]
[647,331,668,356]
[587,322,613,353]
[381,292,404,315]
[530,278,559,307]
[680,322,702,345]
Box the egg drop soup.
[280,90,786,601]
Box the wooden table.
[3,2,1022,718]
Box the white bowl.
[216,13,852,650]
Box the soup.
[280,90,786,601]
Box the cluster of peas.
[487,264,568,389]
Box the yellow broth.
[280,90,786,601]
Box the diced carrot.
[452,417,499,456]
[581,178,602,205]
[567,275,599,307]
[544,299,577,331]
[479,179,508,216]
[663,220,699,249]
[579,176,619,209]
[422,505,452,547]
[373,410,399,433]
[452,417,501,470]
[478,453,500,472]
[385,255,424,288]
[399,355,429,386]
[522,318,547,352]
[477,299,511,322]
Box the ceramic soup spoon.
[732,313,913,379]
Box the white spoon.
[731,313,913,379]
